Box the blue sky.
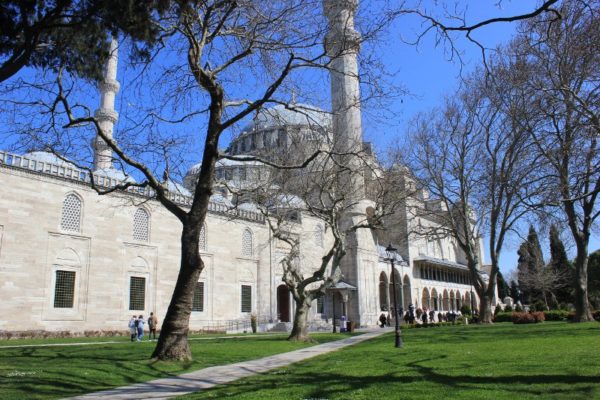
[1,1,597,276]
[356,1,600,275]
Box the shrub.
[532,300,548,312]
[593,310,600,322]
[532,311,545,322]
[494,312,513,323]
[494,304,503,316]
[504,305,513,312]
[515,304,523,312]
[512,312,544,324]
[250,314,257,333]
[544,310,570,321]
[460,304,471,315]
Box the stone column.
[93,38,120,171]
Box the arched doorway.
[379,272,389,311]
[443,290,450,311]
[456,291,462,310]
[277,284,290,322]
[422,288,430,310]
[389,268,402,313]
[431,288,439,311]
[403,275,412,307]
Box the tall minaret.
[324,0,364,200]
[324,1,381,329]
[93,38,120,171]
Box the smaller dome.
[210,193,233,207]
[164,179,192,196]
[93,167,136,183]
[238,202,260,212]
[25,151,74,166]
[267,193,306,209]
[215,157,265,168]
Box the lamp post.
[386,244,403,348]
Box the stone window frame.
[129,276,146,311]
[53,269,77,308]
[199,224,207,252]
[192,281,205,312]
[241,228,253,257]
[314,224,324,247]
[240,284,252,313]
[60,192,83,233]
[132,207,151,242]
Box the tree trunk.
[573,253,594,322]
[478,292,494,324]
[152,225,203,360]
[288,299,313,342]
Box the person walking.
[128,315,137,342]
[136,315,145,342]
[148,312,158,340]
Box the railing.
[0,150,265,223]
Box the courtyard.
[1,322,599,399]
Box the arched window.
[242,228,253,257]
[133,208,150,242]
[199,224,207,252]
[314,225,324,247]
[379,272,389,311]
[61,193,82,232]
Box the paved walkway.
[67,328,390,400]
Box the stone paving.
[67,328,390,400]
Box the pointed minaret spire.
[93,37,120,171]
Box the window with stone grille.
[314,225,323,247]
[316,296,324,313]
[192,281,204,312]
[129,276,146,311]
[241,285,252,313]
[61,194,82,232]
[133,208,149,242]
[53,270,76,308]
[242,228,253,257]
[199,225,206,252]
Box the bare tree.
[518,263,570,309]
[227,124,398,340]
[514,0,599,321]
[4,0,331,361]
[406,57,541,323]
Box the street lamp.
[386,244,403,348]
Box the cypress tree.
[548,224,574,305]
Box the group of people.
[379,305,463,327]
[128,312,158,342]
[416,309,462,324]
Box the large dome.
[243,104,331,132]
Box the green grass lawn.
[0,333,346,399]
[180,322,600,400]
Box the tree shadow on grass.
[192,355,599,400]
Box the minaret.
[324,0,380,328]
[93,38,120,171]
[324,0,364,200]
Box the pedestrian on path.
[136,315,145,342]
[148,312,158,340]
[128,316,137,342]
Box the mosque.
[0,0,488,334]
